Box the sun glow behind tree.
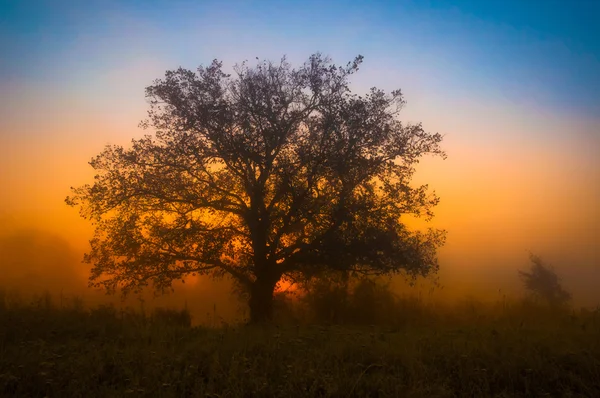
[67,54,446,322]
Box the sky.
[1,0,599,311]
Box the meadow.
[1,285,599,398]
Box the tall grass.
[1,285,599,397]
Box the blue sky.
[1,0,599,117]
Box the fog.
[0,226,242,324]
[1,207,598,325]
[1,0,598,323]
[1,94,598,322]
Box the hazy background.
[1,0,598,318]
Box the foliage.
[67,53,446,322]
[1,289,599,397]
[299,275,400,325]
[519,253,572,308]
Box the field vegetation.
[1,279,599,397]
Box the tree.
[66,54,446,323]
[519,253,571,308]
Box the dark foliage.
[298,275,399,325]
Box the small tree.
[519,253,571,308]
[67,53,446,323]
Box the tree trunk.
[248,275,278,324]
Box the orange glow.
[1,57,599,315]
[276,280,297,293]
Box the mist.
[1,0,598,319]
[2,2,600,397]
[1,217,597,326]
[0,226,243,324]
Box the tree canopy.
[519,254,571,308]
[67,54,446,322]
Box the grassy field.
[1,291,599,397]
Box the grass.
[1,290,599,397]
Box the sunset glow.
[1,0,598,314]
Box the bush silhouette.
[519,254,571,308]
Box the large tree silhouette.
[67,54,446,323]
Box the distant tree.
[66,53,446,323]
[519,254,571,307]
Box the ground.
[1,297,599,397]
